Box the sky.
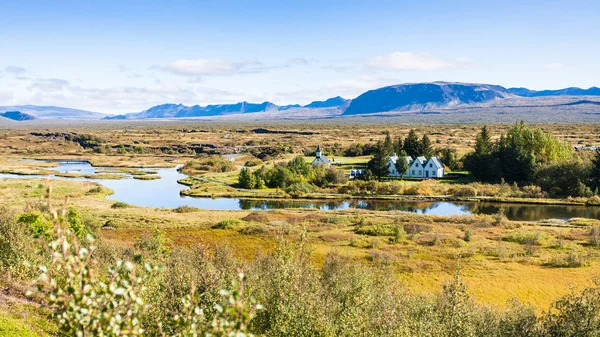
[0,0,599,114]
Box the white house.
[389,154,445,178]
[311,145,331,167]
[387,153,413,177]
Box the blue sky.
[0,0,599,113]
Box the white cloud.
[30,78,70,92]
[368,52,458,70]
[4,66,27,75]
[544,63,562,69]
[163,58,263,76]
[0,90,13,103]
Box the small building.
[349,169,364,179]
[388,152,413,177]
[388,154,445,178]
[311,145,331,167]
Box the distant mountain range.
[2,83,600,121]
[0,105,104,120]
[508,87,600,97]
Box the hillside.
[0,105,105,120]
[0,111,36,121]
[343,82,514,115]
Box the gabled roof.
[389,154,412,165]
[428,156,445,168]
[415,156,427,165]
[312,156,330,165]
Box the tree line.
[464,122,600,197]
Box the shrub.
[449,185,478,197]
[111,201,129,209]
[17,211,53,239]
[285,182,317,197]
[503,231,546,246]
[590,226,600,247]
[464,229,473,242]
[586,195,600,206]
[355,224,395,236]
[173,205,199,213]
[239,225,266,235]
[213,219,243,230]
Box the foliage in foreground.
[2,204,600,336]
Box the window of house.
[430,163,432,168]
[419,170,422,175]
[432,171,436,176]
[412,170,415,175]
[416,163,419,167]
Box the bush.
[464,229,473,242]
[285,182,317,197]
[173,205,199,213]
[590,226,600,247]
[449,185,478,197]
[503,231,546,245]
[239,225,266,235]
[213,219,243,229]
[586,195,600,206]
[356,224,395,236]
[111,201,130,209]
[17,211,53,239]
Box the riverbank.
[178,176,600,207]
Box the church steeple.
[316,145,322,158]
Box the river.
[1,160,599,221]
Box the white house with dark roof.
[311,145,331,167]
[389,154,445,178]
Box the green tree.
[394,150,410,179]
[403,129,421,157]
[437,147,460,171]
[367,142,390,181]
[590,150,600,191]
[287,156,313,178]
[383,132,394,155]
[475,125,493,155]
[394,136,404,155]
[238,167,257,189]
[464,126,501,182]
[420,134,433,157]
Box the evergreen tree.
[474,125,492,155]
[403,129,420,157]
[394,150,410,179]
[367,141,390,181]
[383,132,394,155]
[463,126,501,182]
[420,134,433,157]
[394,137,404,155]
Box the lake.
[1,160,599,221]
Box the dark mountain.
[304,96,349,108]
[0,105,104,119]
[343,82,513,115]
[509,87,600,97]
[0,111,36,121]
[107,101,280,120]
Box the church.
[311,145,331,167]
